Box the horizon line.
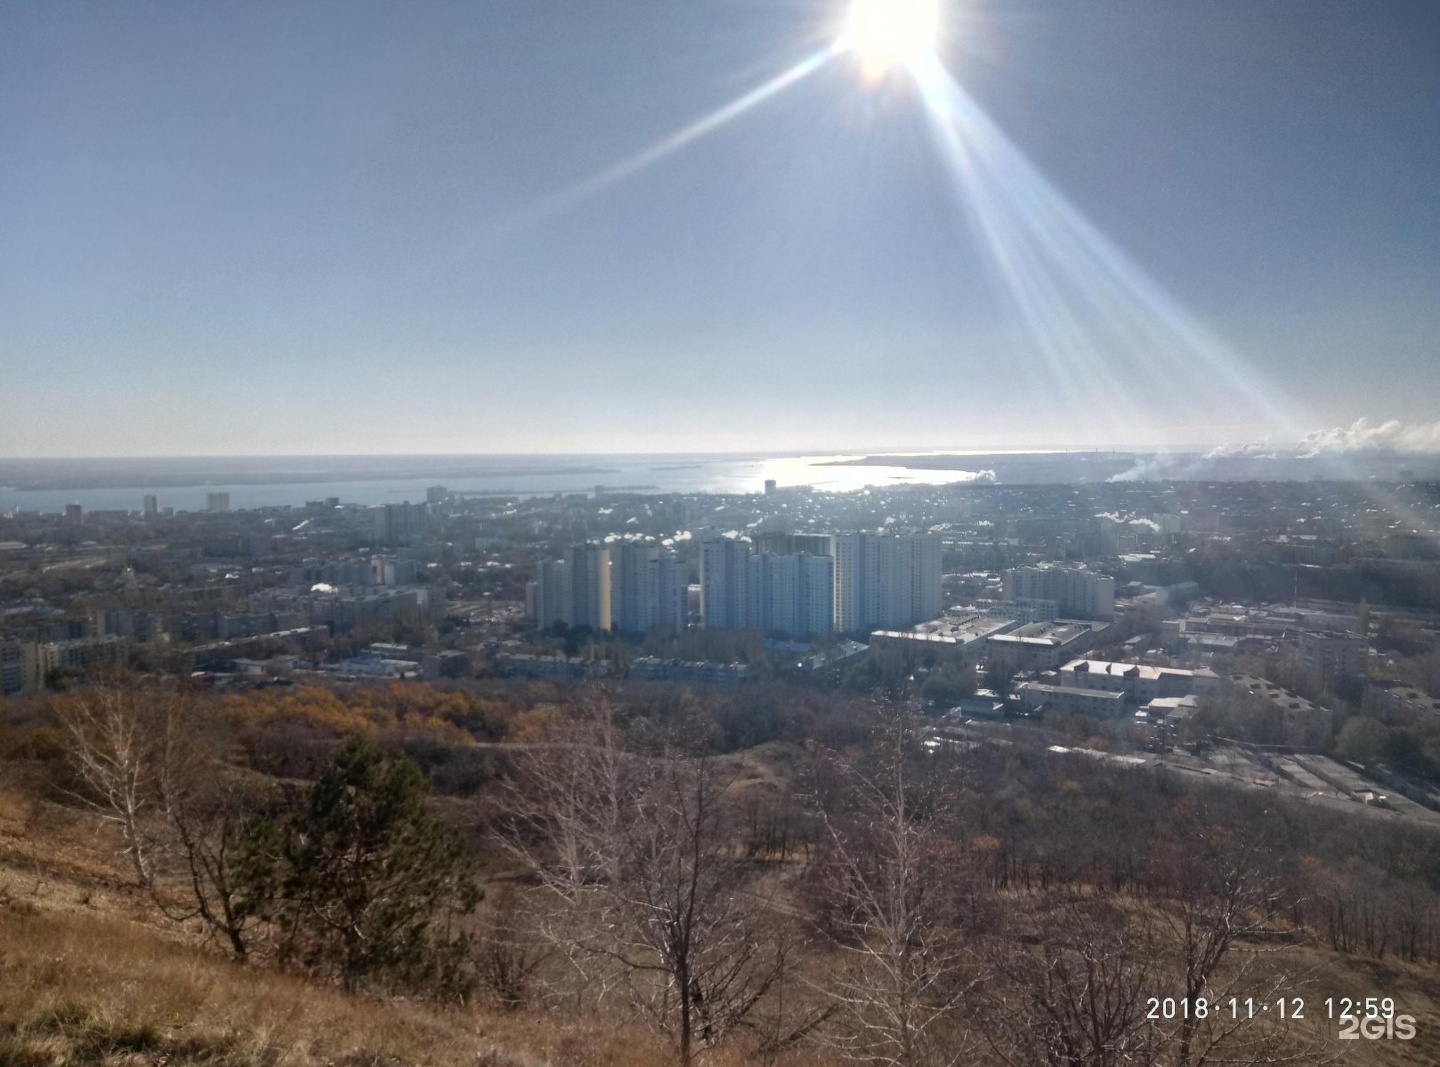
[0,445,1232,463]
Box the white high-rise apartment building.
[655,553,688,633]
[703,531,934,637]
[746,552,833,637]
[700,535,752,630]
[611,542,688,635]
[540,541,682,635]
[1002,564,1115,621]
[911,534,943,623]
[569,543,612,632]
[372,501,425,546]
[612,543,659,634]
[535,558,571,629]
[834,532,942,634]
[747,552,789,634]
[801,553,837,636]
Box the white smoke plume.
[1202,440,1278,460]
[1201,418,1440,461]
[1107,418,1440,482]
[1107,456,1203,482]
[1293,417,1440,457]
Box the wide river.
[0,453,1000,514]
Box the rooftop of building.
[1064,658,1163,680]
[631,656,750,671]
[1142,695,1200,711]
[1061,657,1218,681]
[990,620,1096,646]
[1230,674,1328,715]
[1017,681,1127,701]
[880,613,1019,644]
[1008,561,1104,572]
[1366,679,1440,714]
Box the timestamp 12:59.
[1147,997,1399,1021]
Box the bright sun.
[842,0,940,76]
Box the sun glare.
[842,0,940,76]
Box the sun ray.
[909,52,1310,447]
[486,46,839,239]
[906,51,1435,536]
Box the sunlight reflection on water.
[749,454,993,492]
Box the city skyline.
[3,1,1437,457]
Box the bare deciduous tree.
[53,672,185,889]
[499,693,636,998]
[473,882,550,1010]
[501,694,794,1066]
[980,829,1329,1067]
[55,673,276,959]
[609,756,790,1064]
[156,766,279,963]
[809,701,974,1067]
[980,900,1163,1067]
[1150,825,1326,1067]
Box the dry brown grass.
[6,779,1436,1066]
[0,784,152,927]
[1,902,492,1066]
[1254,940,1440,1067]
[0,786,831,1067]
[0,899,833,1067]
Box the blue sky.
[2,0,1436,456]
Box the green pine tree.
[273,734,480,995]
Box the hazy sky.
[2,0,1437,457]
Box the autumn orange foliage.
[221,683,514,748]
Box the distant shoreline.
[814,451,1085,470]
[2,449,1437,504]
[0,464,623,492]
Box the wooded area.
[4,671,1438,1066]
